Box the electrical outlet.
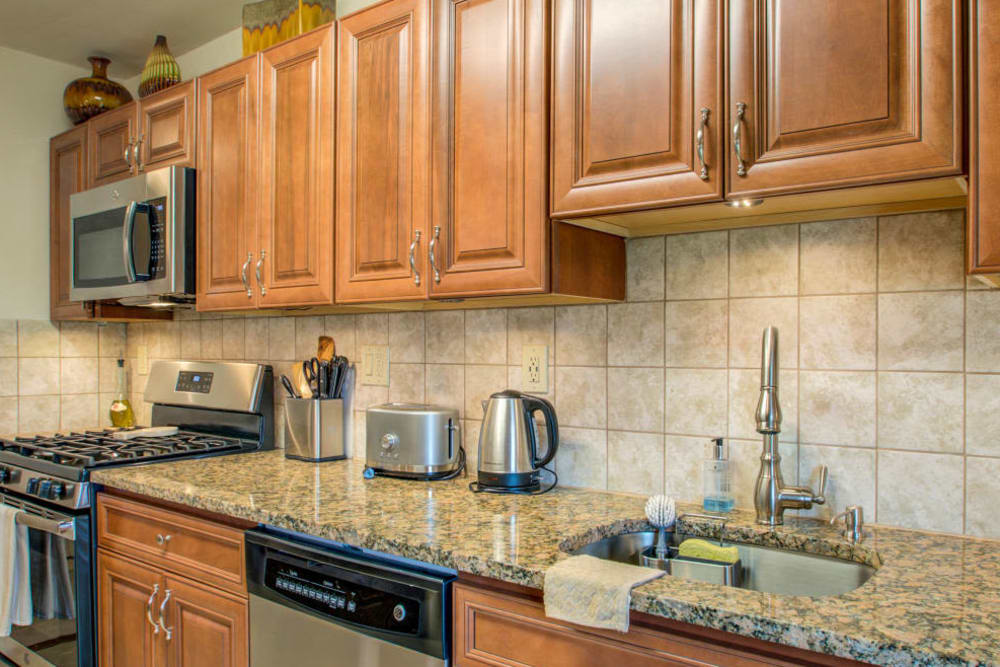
[137,344,149,375]
[522,344,548,393]
[360,345,390,386]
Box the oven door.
[0,494,89,667]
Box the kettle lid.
[489,389,524,399]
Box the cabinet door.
[336,0,431,302]
[196,57,260,311]
[88,102,137,187]
[550,0,724,217]
[161,575,248,667]
[428,0,549,297]
[258,26,336,307]
[50,127,94,321]
[726,0,961,198]
[968,0,1000,276]
[139,80,196,172]
[97,550,162,667]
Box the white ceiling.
[0,0,247,78]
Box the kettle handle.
[521,395,558,469]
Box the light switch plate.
[522,344,548,393]
[137,345,149,375]
[360,345,390,386]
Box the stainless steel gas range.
[0,360,274,667]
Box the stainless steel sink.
[571,531,875,597]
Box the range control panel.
[175,371,214,394]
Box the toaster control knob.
[392,604,406,622]
[380,433,399,452]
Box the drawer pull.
[156,533,172,546]
[158,588,173,641]
[145,584,160,634]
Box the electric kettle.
[475,390,559,492]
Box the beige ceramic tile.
[878,210,965,292]
[0,397,17,436]
[0,320,17,357]
[608,431,664,495]
[60,322,98,357]
[506,365,555,398]
[425,311,465,364]
[324,315,358,361]
[245,319,269,361]
[426,364,465,417]
[98,357,123,394]
[728,297,798,369]
[877,372,963,453]
[798,371,876,447]
[554,366,606,429]
[555,427,606,490]
[608,367,663,433]
[877,450,963,533]
[799,295,876,370]
[729,225,798,297]
[462,419,480,472]
[294,316,325,361]
[61,393,98,431]
[357,313,388,345]
[98,323,127,358]
[98,393,115,428]
[267,317,296,361]
[389,363,425,404]
[465,310,506,364]
[222,318,245,360]
[150,322,180,359]
[966,457,1000,539]
[967,374,1000,456]
[663,435,707,503]
[464,365,507,419]
[878,292,964,371]
[730,438,798,509]
[0,358,16,397]
[728,368,798,442]
[664,368,727,437]
[200,319,223,360]
[174,308,201,320]
[626,236,665,302]
[665,231,728,300]
[60,357,98,394]
[665,300,727,368]
[797,445,876,520]
[125,323,144,358]
[555,305,606,366]
[19,357,59,396]
[353,381,389,413]
[389,312,425,364]
[178,320,200,359]
[967,291,1000,372]
[607,302,664,367]
[18,396,59,433]
[507,307,554,365]
[799,217,877,295]
[19,320,59,357]
[967,274,993,290]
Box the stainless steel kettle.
[476,390,558,491]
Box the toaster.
[365,403,463,479]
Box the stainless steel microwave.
[70,166,195,305]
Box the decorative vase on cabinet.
[138,35,181,98]
[63,56,133,125]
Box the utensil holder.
[284,398,345,462]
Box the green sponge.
[677,538,739,564]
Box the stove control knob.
[26,478,39,495]
[392,604,406,623]
[0,467,9,483]
[38,479,52,498]
[51,482,67,499]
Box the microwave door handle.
[122,201,138,283]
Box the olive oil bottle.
[109,358,136,428]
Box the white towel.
[0,505,32,637]
[543,554,665,633]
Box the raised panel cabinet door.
[550,0,723,218]
[97,550,163,667]
[88,102,137,187]
[258,26,336,307]
[196,57,260,311]
[161,575,248,667]
[50,127,94,320]
[336,0,431,302]
[726,0,962,198]
[968,0,1000,275]
[428,0,549,297]
[139,80,196,172]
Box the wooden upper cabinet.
[429,0,549,297]
[97,550,162,667]
[727,0,962,198]
[258,26,336,307]
[968,0,1000,276]
[88,102,137,187]
[196,57,259,311]
[50,127,94,321]
[336,0,431,303]
[550,0,724,217]
[138,80,196,172]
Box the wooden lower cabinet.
[161,575,248,667]
[97,550,161,667]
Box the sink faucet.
[753,327,827,525]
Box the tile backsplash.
[6,208,998,539]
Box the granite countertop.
[92,452,1000,666]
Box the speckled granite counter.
[92,452,1000,666]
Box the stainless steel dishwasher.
[246,529,454,666]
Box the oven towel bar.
[0,505,32,636]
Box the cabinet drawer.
[97,494,246,596]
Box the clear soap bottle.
[703,437,733,513]
[109,359,136,428]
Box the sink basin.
[571,531,875,597]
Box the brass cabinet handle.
[157,588,173,641]
[409,230,421,286]
[241,253,253,298]
[255,250,267,296]
[733,102,748,177]
[696,108,710,180]
[429,226,441,283]
[145,584,160,634]
[155,533,171,546]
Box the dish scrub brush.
[644,494,676,560]
[677,538,739,564]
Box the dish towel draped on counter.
[543,554,665,633]
[0,504,32,637]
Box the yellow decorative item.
[138,35,181,98]
[676,539,740,564]
[242,0,336,56]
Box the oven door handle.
[14,513,76,541]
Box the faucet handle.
[813,465,828,505]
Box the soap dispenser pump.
[703,437,733,513]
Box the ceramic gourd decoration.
[63,56,133,125]
[138,35,181,98]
